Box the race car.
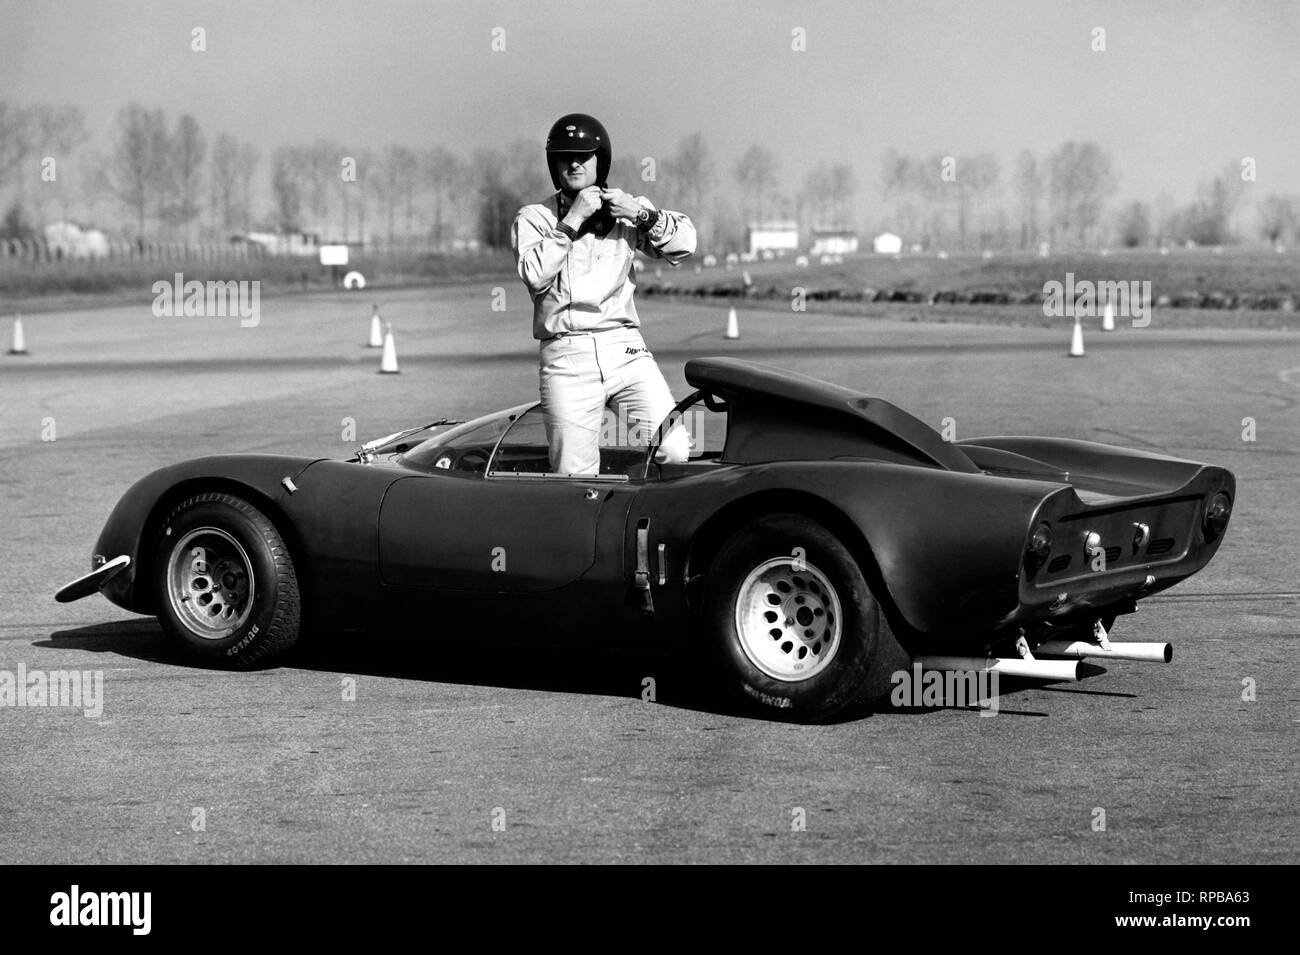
[56,357,1235,722]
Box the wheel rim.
[734,557,842,682]
[167,527,255,639]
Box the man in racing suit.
[511,113,696,476]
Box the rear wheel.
[154,492,301,668]
[703,514,884,722]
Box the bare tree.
[504,137,550,200]
[1164,162,1249,247]
[880,149,923,245]
[210,133,259,234]
[1258,194,1296,245]
[421,146,466,248]
[952,154,998,249]
[376,144,420,246]
[1014,150,1042,250]
[302,140,344,234]
[332,146,373,243]
[0,101,83,187]
[473,146,509,249]
[374,146,399,247]
[1046,141,1116,247]
[106,103,170,235]
[351,147,375,244]
[31,104,87,156]
[474,140,549,249]
[76,148,111,227]
[666,132,713,247]
[880,151,958,248]
[162,113,206,239]
[827,162,857,230]
[798,164,831,233]
[21,104,88,225]
[270,146,304,232]
[800,161,857,233]
[0,101,35,186]
[733,144,779,224]
[1117,201,1151,247]
[1198,161,1247,241]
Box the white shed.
[872,232,902,255]
[746,221,799,257]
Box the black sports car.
[57,357,1234,721]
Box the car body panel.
[686,356,979,472]
[70,358,1234,658]
[377,474,630,592]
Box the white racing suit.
[512,192,696,475]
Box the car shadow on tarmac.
[40,620,1088,724]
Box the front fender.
[90,454,322,611]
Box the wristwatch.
[635,207,660,231]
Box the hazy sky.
[4,0,1297,206]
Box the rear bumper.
[1008,464,1234,627]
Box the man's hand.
[599,187,644,222]
[563,186,603,228]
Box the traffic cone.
[367,305,383,347]
[8,316,28,355]
[1068,315,1085,357]
[725,306,740,340]
[1101,301,1115,331]
[378,323,399,374]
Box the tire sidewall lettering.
[225,623,260,656]
[706,514,881,721]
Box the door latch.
[635,519,654,615]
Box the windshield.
[397,394,726,479]
[399,403,533,475]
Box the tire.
[154,492,301,668]
[702,513,883,723]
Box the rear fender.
[662,461,1057,640]
[817,463,1057,637]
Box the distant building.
[747,220,799,257]
[872,232,902,255]
[243,230,321,256]
[811,229,859,256]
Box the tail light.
[1025,522,1052,572]
[1204,492,1231,541]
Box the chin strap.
[556,189,615,238]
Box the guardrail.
[0,238,274,267]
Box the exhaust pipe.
[914,655,1081,682]
[1035,639,1172,663]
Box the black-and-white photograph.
[1,0,1295,889]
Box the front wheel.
[702,514,884,722]
[154,492,302,668]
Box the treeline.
[881,146,1286,251]
[1,99,1297,253]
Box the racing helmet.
[545,113,611,190]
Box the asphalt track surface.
[1,284,1296,864]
